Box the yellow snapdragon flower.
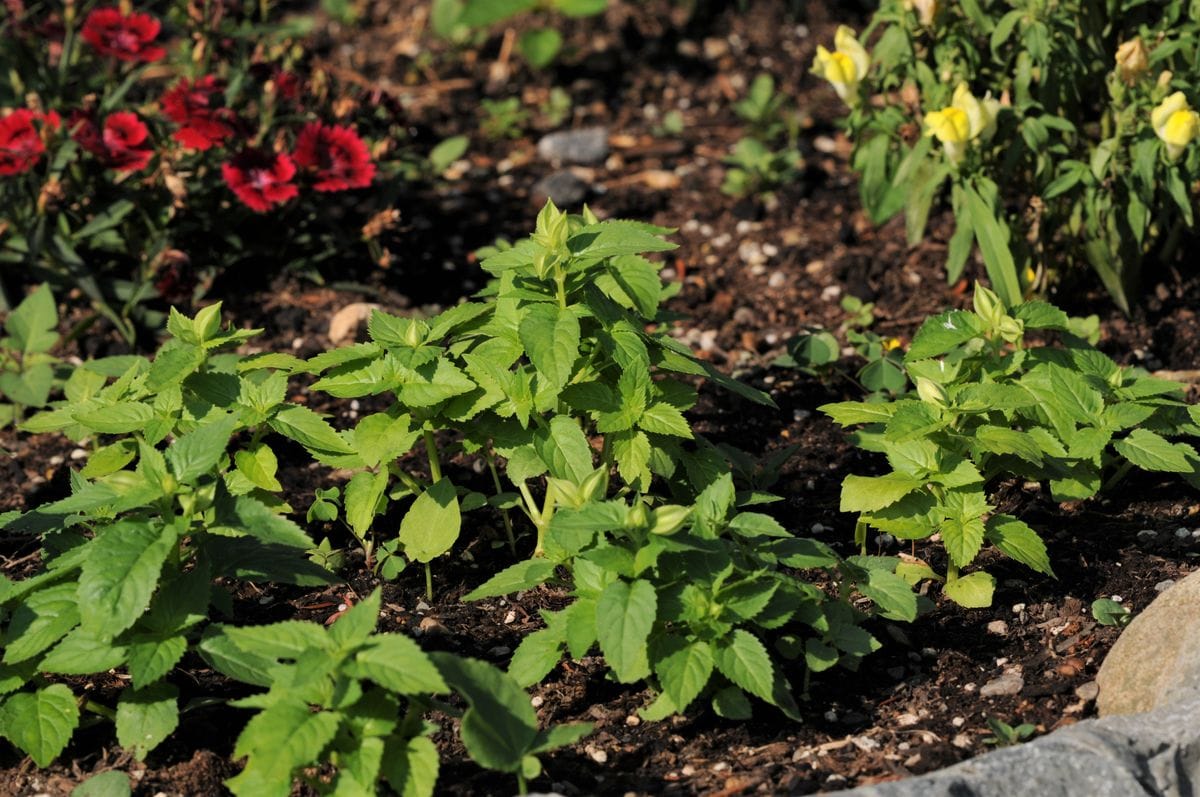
[1115,38,1150,86]
[923,83,1000,164]
[812,26,870,107]
[1152,92,1200,162]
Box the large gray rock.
[1097,568,1200,716]
[537,127,609,165]
[844,687,1200,796]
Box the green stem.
[424,562,433,601]
[486,449,518,555]
[516,771,528,795]
[83,699,117,722]
[1102,459,1134,493]
[423,430,443,483]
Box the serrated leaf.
[654,637,713,713]
[939,514,987,569]
[595,580,656,683]
[39,627,127,674]
[0,684,79,767]
[6,284,59,356]
[398,479,461,563]
[73,402,155,434]
[228,703,342,797]
[985,515,1053,576]
[126,634,188,688]
[637,402,693,438]
[71,771,132,797]
[507,627,565,687]
[166,413,238,484]
[270,405,355,455]
[943,571,996,608]
[344,470,388,539]
[858,568,919,622]
[839,473,924,513]
[905,311,984,361]
[819,401,897,426]
[519,304,580,391]
[78,521,177,637]
[2,583,80,664]
[535,416,594,483]
[714,630,775,703]
[1113,428,1197,473]
[351,634,448,694]
[711,685,753,719]
[116,682,177,760]
[463,559,557,601]
[381,735,439,797]
[234,445,283,492]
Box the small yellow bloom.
[923,84,999,164]
[882,337,903,352]
[1115,38,1150,85]
[925,107,970,144]
[904,0,939,26]
[1152,92,1200,161]
[812,26,870,107]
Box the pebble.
[712,761,730,772]
[767,271,787,289]
[488,646,511,657]
[735,220,757,234]
[1110,594,1124,603]
[70,448,87,461]
[417,616,447,636]
[681,764,696,777]
[738,241,766,266]
[1155,579,1176,592]
[762,243,779,257]
[851,736,880,752]
[887,666,906,680]
[1177,527,1191,539]
[415,599,431,613]
[625,714,640,727]
[532,171,589,206]
[980,671,1025,697]
[700,223,714,237]
[537,127,609,164]
[1137,529,1158,541]
[504,610,517,624]
[585,745,608,764]
[711,232,731,249]
[821,285,842,301]
[1012,603,1026,614]
[896,713,919,727]
[813,135,838,154]
[952,734,973,749]
[531,695,544,708]
[824,710,838,722]
[951,716,965,728]
[1075,680,1100,702]
[986,620,1009,636]
[48,454,64,466]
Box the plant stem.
[516,771,528,795]
[424,562,433,600]
[486,448,518,555]
[83,699,116,721]
[423,430,443,483]
[1102,459,1134,492]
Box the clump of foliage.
[822,284,1200,607]
[723,74,803,199]
[0,284,65,428]
[432,0,609,69]
[814,4,1200,311]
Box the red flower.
[161,76,235,151]
[221,149,299,212]
[271,69,301,102]
[0,109,58,176]
[71,111,154,172]
[293,122,375,192]
[81,7,166,63]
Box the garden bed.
[3,1,1200,794]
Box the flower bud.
[1115,38,1150,85]
[997,315,1025,343]
[811,26,870,107]
[627,503,650,530]
[579,467,609,503]
[649,505,691,536]
[904,0,939,26]
[915,377,948,408]
[972,283,1005,327]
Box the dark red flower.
[71,111,154,172]
[272,70,301,102]
[81,7,166,63]
[221,149,299,212]
[161,76,235,151]
[0,109,46,176]
[293,122,375,192]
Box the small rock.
[415,599,431,613]
[681,764,696,777]
[488,646,511,657]
[767,270,787,289]
[417,616,447,636]
[1155,579,1176,592]
[328,302,380,345]
[70,448,88,461]
[987,620,1009,636]
[824,710,838,722]
[980,671,1025,697]
[951,716,965,728]
[952,734,973,749]
[851,736,880,752]
[1012,603,1026,614]
[585,745,608,764]
[711,761,730,772]
[1136,529,1158,541]
[1177,527,1191,539]
[48,454,64,466]
[762,243,779,257]
[532,171,589,206]
[896,713,919,727]
[1075,681,1100,702]
[504,610,517,624]
[625,714,640,727]
[537,127,609,164]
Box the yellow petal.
[952,84,985,138]
[1152,92,1189,133]
[834,25,870,81]
[1163,109,1200,148]
[925,107,970,144]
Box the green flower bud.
[627,503,650,530]
[972,283,1005,328]
[915,376,949,408]
[997,316,1024,343]
[649,505,691,536]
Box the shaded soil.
[4,1,1200,795]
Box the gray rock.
[1097,569,1200,716]
[536,127,609,165]
[979,671,1024,697]
[532,171,589,206]
[844,687,1200,797]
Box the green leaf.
[568,221,676,260]
[166,413,238,484]
[428,653,538,774]
[819,401,897,426]
[73,402,155,434]
[653,637,713,713]
[519,304,580,392]
[116,682,178,760]
[1113,429,1197,473]
[711,685,753,720]
[905,311,984,361]
[270,405,355,455]
[381,735,439,797]
[79,439,138,479]
[507,627,565,687]
[714,630,775,704]
[839,473,924,513]
[943,571,996,608]
[399,358,477,408]
[2,583,80,664]
[638,402,693,438]
[39,627,128,674]
[228,703,342,797]
[804,639,839,673]
[986,515,1053,576]
[517,27,562,68]
[6,284,59,356]
[535,416,595,483]
[858,568,919,622]
[351,634,448,694]
[940,515,987,569]
[234,445,283,492]
[126,634,188,689]
[595,580,657,683]
[0,684,80,767]
[78,521,178,637]
[1020,364,1103,437]
[344,470,388,539]
[398,479,461,563]
[71,771,132,797]
[963,182,1021,307]
[463,559,557,601]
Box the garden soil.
[3,1,1200,794]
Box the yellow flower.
[812,26,870,107]
[904,0,939,26]
[1115,38,1150,85]
[923,84,999,164]
[1152,92,1200,161]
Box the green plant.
[480,97,531,140]
[984,716,1036,746]
[1092,597,1134,627]
[652,109,685,138]
[735,74,795,142]
[822,284,1200,608]
[0,284,64,428]
[466,472,919,719]
[199,588,591,796]
[297,201,774,595]
[814,4,1200,312]
[431,0,609,68]
[0,302,334,766]
[540,87,573,128]
[721,138,802,199]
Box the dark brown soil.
[3,1,1200,795]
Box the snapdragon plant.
[822,284,1200,608]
